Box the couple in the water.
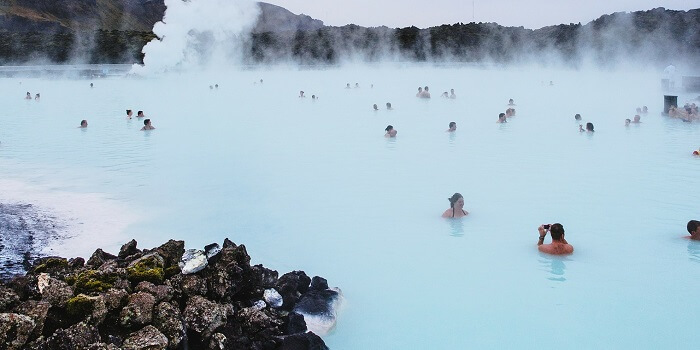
[441,192,573,255]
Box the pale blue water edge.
[1,65,700,349]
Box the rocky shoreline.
[0,238,341,349]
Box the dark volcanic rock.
[153,301,185,349]
[0,286,20,311]
[183,295,233,339]
[118,239,141,259]
[87,248,118,267]
[47,321,101,349]
[135,281,173,303]
[122,325,169,350]
[276,271,311,310]
[154,239,185,269]
[15,300,51,338]
[286,312,307,334]
[120,292,156,328]
[281,331,329,350]
[0,312,35,349]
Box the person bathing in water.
[384,125,397,137]
[442,193,469,218]
[79,120,88,128]
[141,119,155,131]
[447,121,457,132]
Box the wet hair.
[586,122,594,132]
[80,120,87,126]
[550,223,565,240]
[373,104,378,110]
[386,102,392,108]
[574,114,581,120]
[424,86,429,91]
[625,119,631,123]
[449,122,456,128]
[144,119,151,125]
[499,113,506,119]
[688,220,700,234]
[385,125,393,132]
[126,109,132,115]
[137,110,143,115]
[448,193,463,208]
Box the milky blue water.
[1,64,700,348]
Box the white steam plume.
[131,0,260,75]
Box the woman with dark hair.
[579,122,594,132]
[442,193,469,218]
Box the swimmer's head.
[687,220,700,234]
[144,119,151,126]
[385,125,393,132]
[586,122,594,132]
[80,120,87,127]
[509,99,514,104]
[574,113,581,120]
[550,223,565,240]
[418,87,422,91]
[126,109,132,116]
[373,104,378,110]
[448,193,464,208]
[137,110,144,117]
[625,119,631,125]
[424,86,429,91]
[449,121,456,129]
[386,102,392,109]
[498,112,506,121]
[633,115,640,122]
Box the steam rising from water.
[131,0,260,75]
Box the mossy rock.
[164,266,181,279]
[73,270,116,295]
[126,254,165,285]
[32,257,69,274]
[66,294,95,318]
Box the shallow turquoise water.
[1,64,700,348]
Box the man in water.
[498,113,507,123]
[632,115,641,123]
[687,220,700,240]
[385,125,397,137]
[537,224,573,255]
[126,109,133,119]
[575,114,582,121]
[450,89,456,99]
[447,122,457,132]
[373,104,378,111]
[416,87,423,97]
[508,98,515,106]
[386,102,393,110]
[625,119,631,126]
[137,111,145,118]
[79,120,88,128]
[141,119,155,131]
[25,92,31,99]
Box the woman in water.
[442,193,469,218]
[579,122,594,132]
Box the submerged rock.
[293,283,343,336]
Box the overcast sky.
[264,0,700,29]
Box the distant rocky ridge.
[0,1,698,66]
[0,1,323,33]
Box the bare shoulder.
[441,209,452,218]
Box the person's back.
[537,224,573,255]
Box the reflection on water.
[687,240,700,263]
[384,137,396,150]
[447,218,464,237]
[539,255,568,282]
[448,131,456,145]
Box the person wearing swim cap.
[537,223,574,255]
[442,193,469,218]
